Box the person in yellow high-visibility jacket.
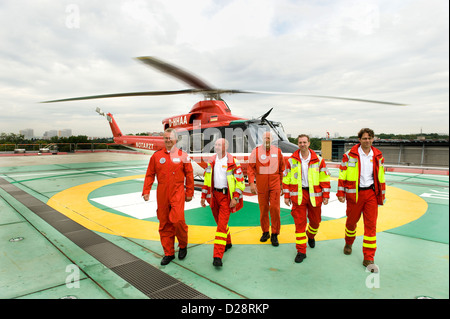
[283,134,330,263]
[201,138,245,267]
[337,128,386,271]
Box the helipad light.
[60,295,78,299]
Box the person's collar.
[358,145,373,156]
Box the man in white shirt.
[201,138,246,267]
[337,128,386,270]
[283,134,330,263]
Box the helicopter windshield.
[176,119,291,154]
[247,120,289,147]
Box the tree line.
[0,133,112,144]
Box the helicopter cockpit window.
[177,132,189,152]
[247,121,288,147]
[202,128,222,153]
[190,133,204,153]
[231,134,249,153]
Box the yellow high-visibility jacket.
[282,149,330,206]
[202,153,245,212]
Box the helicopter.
[43,56,405,177]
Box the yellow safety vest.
[283,150,330,207]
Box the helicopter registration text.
[169,116,188,127]
[136,142,154,150]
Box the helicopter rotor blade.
[41,54,406,106]
[40,89,253,103]
[136,56,215,90]
[41,89,198,103]
[239,90,407,106]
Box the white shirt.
[358,146,374,187]
[300,150,311,188]
[214,154,228,188]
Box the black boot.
[161,255,175,265]
[178,247,187,260]
[213,257,223,267]
[260,232,270,242]
[271,233,279,247]
[295,252,306,263]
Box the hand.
[200,198,206,207]
[338,196,345,203]
[229,198,238,208]
[185,196,192,202]
[250,183,257,195]
[323,198,329,205]
[143,194,150,201]
[284,198,291,206]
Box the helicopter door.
[177,131,189,152]
[190,132,204,153]
[232,135,249,153]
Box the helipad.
[0,152,448,301]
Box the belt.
[214,188,228,194]
[359,184,374,191]
[302,187,309,190]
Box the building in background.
[19,128,34,139]
[321,139,449,167]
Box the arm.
[282,158,292,206]
[279,149,285,190]
[248,149,257,194]
[184,157,194,202]
[319,158,331,205]
[230,160,245,208]
[200,163,212,207]
[142,155,156,201]
[337,154,348,203]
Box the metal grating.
[111,260,209,299]
[0,177,210,299]
[64,229,109,248]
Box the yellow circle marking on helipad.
[47,175,428,244]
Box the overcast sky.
[0,0,448,138]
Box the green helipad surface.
[0,152,448,301]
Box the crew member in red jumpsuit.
[142,128,194,265]
[248,132,285,246]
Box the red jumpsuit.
[248,145,285,235]
[142,147,194,257]
[337,144,386,261]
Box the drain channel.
[0,177,209,299]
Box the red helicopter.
[43,56,404,177]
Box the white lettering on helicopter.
[169,116,188,127]
[136,142,154,150]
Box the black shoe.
[260,232,270,242]
[161,255,175,265]
[213,257,223,267]
[178,247,187,260]
[295,252,307,263]
[225,243,232,252]
[308,238,315,248]
[271,233,279,247]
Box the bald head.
[214,138,228,158]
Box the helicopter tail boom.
[96,107,123,138]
